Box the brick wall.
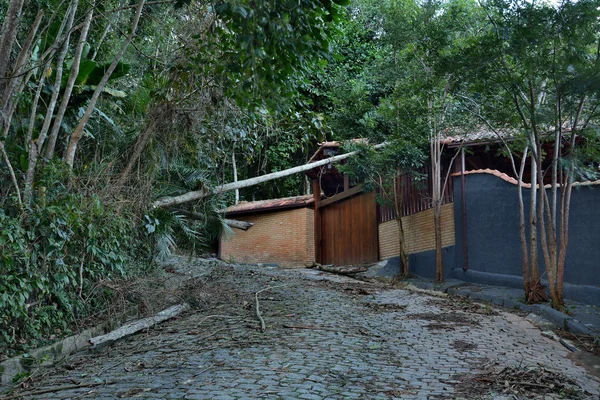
[220,207,315,267]
[378,203,455,259]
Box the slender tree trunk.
[0,141,23,208]
[0,0,25,99]
[23,74,47,202]
[36,0,78,152]
[45,4,94,159]
[393,176,409,277]
[517,148,530,298]
[529,150,540,285]
[115,114,161,187]
[1,10,44,121]
[433,200,443,283]
[64,0,146,168]
[90,22,112,61]
[232,150,239,205]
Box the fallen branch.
[254,284,293,333]
[0,381,116,400]
[255,292,266,332]
[171,209,254,231]
[152,142,389,208]
[89,303,189,348]
[316,264,368,275]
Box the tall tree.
[458,0,600,308]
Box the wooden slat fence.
[378,165,454,223]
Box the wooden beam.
[318,185,363,209]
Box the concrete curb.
[405,283,598,336]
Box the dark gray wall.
[453,173,600,288]
[409,246,455,281]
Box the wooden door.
[320,192,378,266]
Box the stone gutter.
[405,280,598,336]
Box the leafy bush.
[0,188,146,356]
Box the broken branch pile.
[454,366,590,399]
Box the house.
[220,138,600,304]
[219,195,315,267]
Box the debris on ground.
[453,365,592,399]
[426,297,499,316]
[556,330,600,356]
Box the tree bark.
[23,74,46,201]
[0,141,23,208]
[392,176,409,277]
[316,264,368,275]
[1,10,44,123]
[89,303,189,348]
[64,0,146,168]
[517,148,530,299]
[152,142,389,208]
[433,201,443,283]
[0,0,25,99]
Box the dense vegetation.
[0,0,348,356]
[1,0,599,356]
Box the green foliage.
[0,163,145,356]
[205,0,345,110]
[0,0,351,356]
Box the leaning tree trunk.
[64,0,146,168]
[45,3,94,159]
[36,0,78,153]
[152,142,389,208]
[0,0,25,100]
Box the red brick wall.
[220,207,315,267]
[379,203,455,259]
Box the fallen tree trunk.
[315,264,368,275]
[152,142,389,209]
[89,303,189,348]
[171,209,254,231]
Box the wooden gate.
[319,192,378,266]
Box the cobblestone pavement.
[5,260,600,399]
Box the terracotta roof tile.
[451,169,600,188]
[225,194,315,215]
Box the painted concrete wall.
[453,172,600,303]
[220,207,314,267]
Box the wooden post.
[313,179,322,264]
[343,174,350,191]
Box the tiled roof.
[451,169,600,188]
[225,194,315,215]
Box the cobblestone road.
[6,260,600,399]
